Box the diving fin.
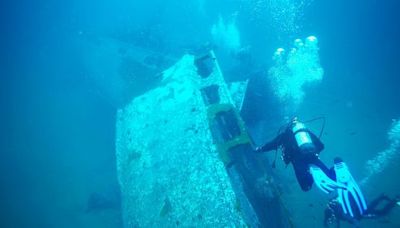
[334,161,368,217]
[309,165,346,194]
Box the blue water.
[1,0,400,227]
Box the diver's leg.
[311,157,336,179]
[292,160,314,191]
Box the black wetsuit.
[324,195,398,227]
[257,125,331,191]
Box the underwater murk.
[1,0,399,227]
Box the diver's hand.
[254,146,263,153]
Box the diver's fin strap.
[309,165,345,194]
[334,162,368,217]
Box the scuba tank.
[272,116,326,167]
[291,121,313,148]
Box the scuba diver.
[324,193,399,227]
[311,157,398,227]
[254,117,332,191]
[255,117,369,221]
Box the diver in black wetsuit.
[324,194,399,227]
[254,117,332,191]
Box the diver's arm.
[255,133,284,153]
[364,195,397,218]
